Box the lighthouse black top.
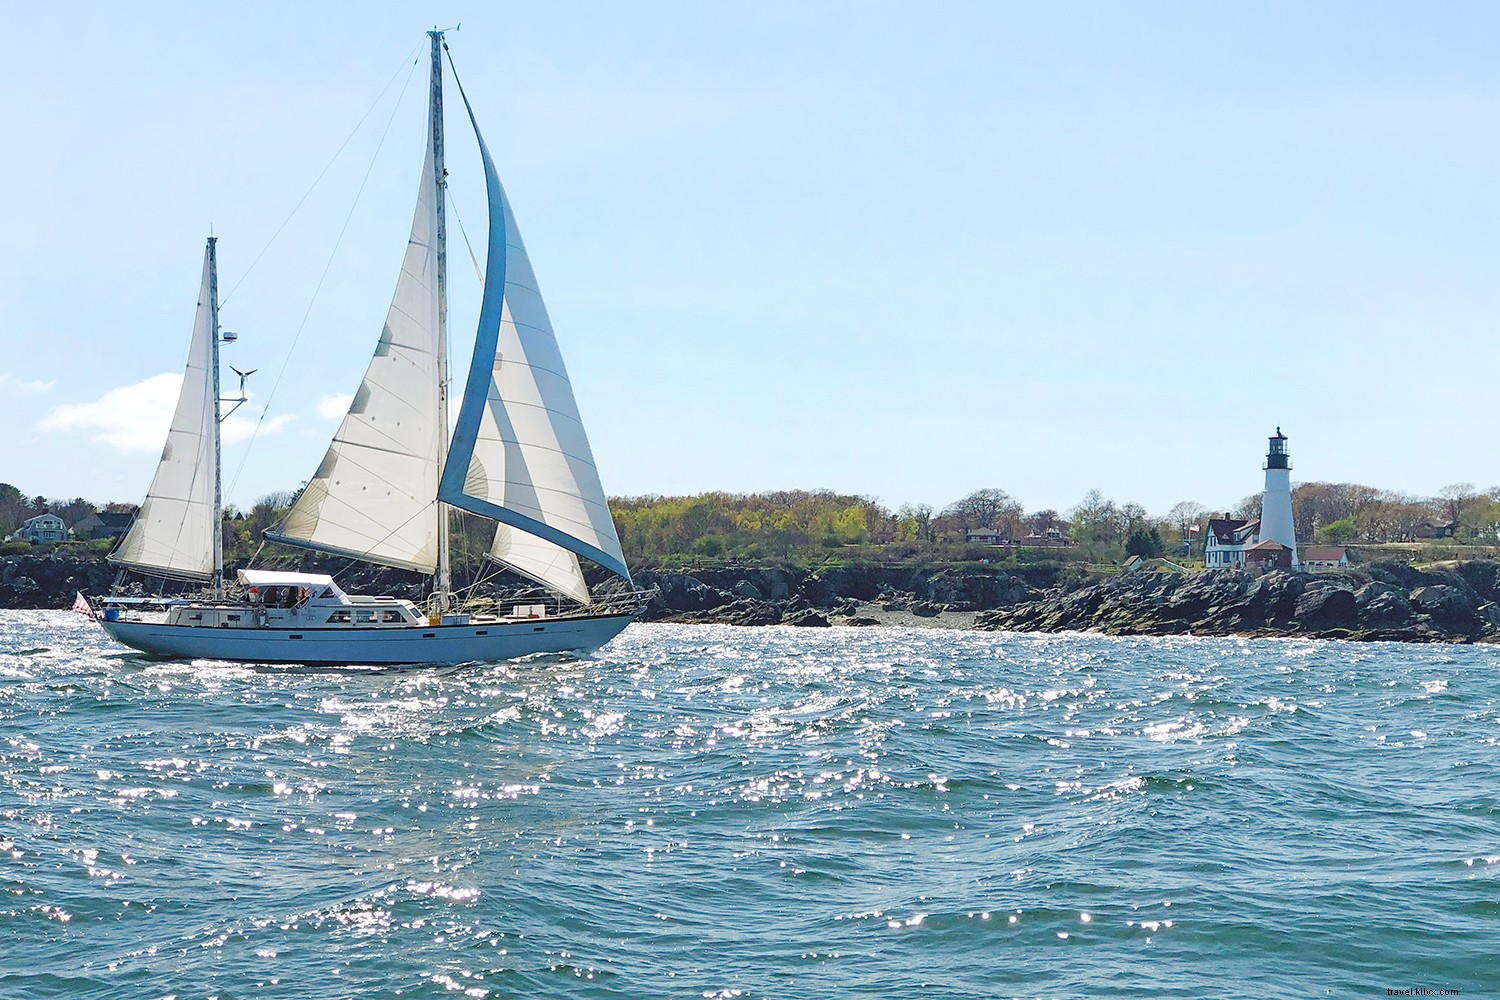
[1266,428,1290,470]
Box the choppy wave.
[2,612,1497,997]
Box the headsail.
[438,71,631,597]
[111,243,220,581]
[266,94,446,573]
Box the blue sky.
[2,2,1498,518]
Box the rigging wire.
[221,40,424,307]
[224,53,423,501]
[448,191,485,283]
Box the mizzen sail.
[438,75,630,594]
[111,244,220,581]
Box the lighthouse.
[1259,428,1298,567]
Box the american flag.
[1189,524,1201,534]
[72,591,96,620]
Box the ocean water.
[2,611,1497,999]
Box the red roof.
[1301,546,1346,562]
[1247,540,1288,551]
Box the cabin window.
[358,611,377,624]
[327,611,352,624]
[381,611,402,623]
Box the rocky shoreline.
[974,564,1500,643]
[632,564,1046,629]
[8,549,1500,644]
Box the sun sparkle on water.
[1,611,1497,997]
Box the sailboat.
[93,31,650,666]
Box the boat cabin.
[162,570,427,629]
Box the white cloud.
[0,372,56,393]
[223,412,294,445]
[317,393,352,420]
[40,373,180,452]
[40,374,292,453]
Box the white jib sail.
[459,182,627,596]
[111,245,219,581]
[271,114,445,573]
[471,402,590,603]
[489,526,590,605]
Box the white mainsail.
[439,78,631,597]
[267,99,445,573]
[111,245,219,581]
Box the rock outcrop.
[632,565,1043,625]
[976,564,1500,643]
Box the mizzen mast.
[207,236,225,598]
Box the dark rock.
[1354,581,1405,608]
[844,616,881,627]
[1361,591,1414,626]
[634,572,733,614]
[718,598,783,627]
[788,610,830,627]
[1410,585,1477,624]
[730,580,763,601]
[1452,560,1500,604]
[909,601,943,618]
[1295,584,1356,625]
[880,591,913,612]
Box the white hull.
[100,613,634,666]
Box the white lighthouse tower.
[1259,427,1298,567]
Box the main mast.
[207,236,224,598]
[429,29,452,611]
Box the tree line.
[6,478,1497,568]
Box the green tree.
[1315,516,1356,545]
[1069,489,1124,557]
[1125,526,1163,558]
[0,483,26,536]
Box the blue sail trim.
[436,61,632,584]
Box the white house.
[1205,516,1259,568]
[9,513,66,544]
[1300,546,1349,572]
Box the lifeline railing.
[457,587,658,621]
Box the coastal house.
[965,528,1003,545]
[1122,554,1146,573]
[1413,521,1458,540]
[8,513,66,544]
[1244,540,1293,570]
[1019,526,1069,547]
[1300,546,1349,572]
[69,512,102,538]
[1205,516,1260,568]
[70,510,134,541]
